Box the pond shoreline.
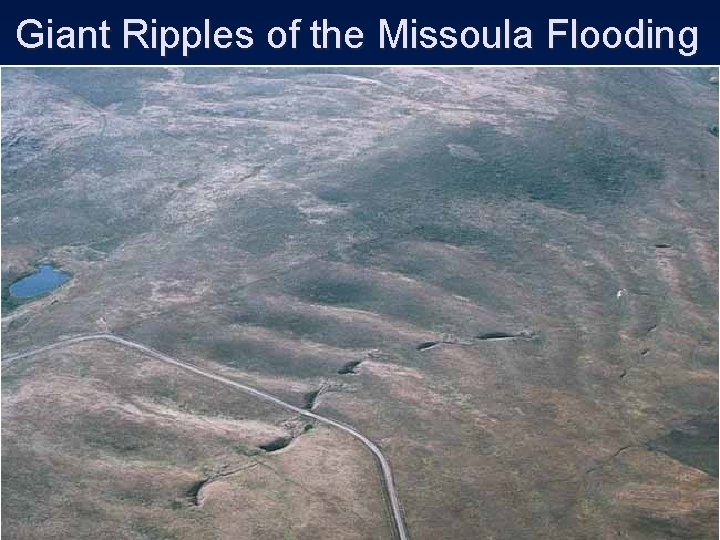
[4,262,70,310]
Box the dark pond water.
[9,264,70,299]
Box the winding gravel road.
[2,333,409,540]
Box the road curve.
[2,333,409,540]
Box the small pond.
[9,264,70,299]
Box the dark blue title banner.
[1,2,717,65]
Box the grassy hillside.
[3,67,718,539]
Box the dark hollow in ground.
[338,360,362,374]
[477,332,516,340]
[185,479,207,506]
[259,436,292,452]
[303,390,321,410]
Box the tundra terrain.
[2,67,718,539]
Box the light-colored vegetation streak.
[2,67,718,539]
